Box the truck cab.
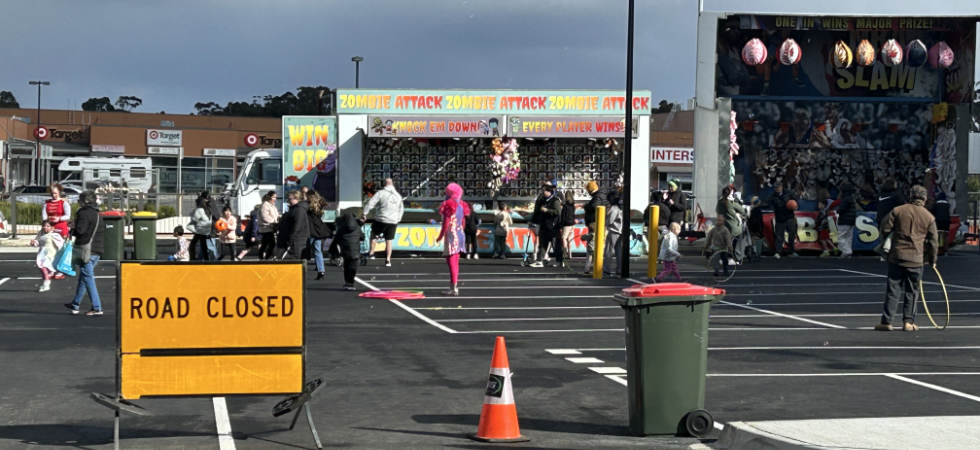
[227,148,283,215]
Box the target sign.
[34,126,49,140]
[244,133,259,147]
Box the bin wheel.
[684,409,713,438]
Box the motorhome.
[225,148,283,215]
[57,157,153,193]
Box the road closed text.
[129,295,295,319]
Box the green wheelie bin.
[99,210,127,261]
[612,282,725,437]
[131,211,158,260]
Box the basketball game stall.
[331,89,653,256]
[693,11,977,253]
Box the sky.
[0,0,976,115]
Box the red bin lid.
[99,210,127,217]
[620,282,725,298]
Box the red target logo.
[244,133,259,147]
[148,130,159,140]
[34,126,49,140]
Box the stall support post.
[648,205,659,280]
[593,205,606,280]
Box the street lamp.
[28,80,50,185]
[351,56,363,88]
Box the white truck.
[57,156,154,193]
[225,148,283,215]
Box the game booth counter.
[693,12,977,240]
[760,210,961,254]
[328,89,652,255]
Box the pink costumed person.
[436,182,468,296]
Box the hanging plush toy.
[778,38,801,65]
[856,39,876,66]
[928,41,954,69]
[906,39,928,67]
[833,40,853,68]
[881,39,903,66]
[741,38,768,66]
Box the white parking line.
[605,374,628,386]
[551,346,980,352]
[545,349,582,355]
[712,312,980,319]
[0,277,9,287]
[416,305,618,310]
[453,327,834,334]
[884,374,980,403]
[589,367,627,374]
[423,295,613,300]
[438,316,621,323]
[719,300,847,329]
[366,277,604,283]
[355,276,458,334]
[212,397,236,450]
[707,372,980,377]
[566,357,605,364]
[839,268,980,292]
[724,289,961,297]
[714,299,980,307]
[365,285,624,290]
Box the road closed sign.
[118,262,305,399]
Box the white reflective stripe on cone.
[483,367,515,405]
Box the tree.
[82,97,115,112]
[0,91,19,108]
[194,101,222,116]
[653,99,673,114]
[115,95,143,112]
[189,85,331,117]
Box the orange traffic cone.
[471,336,529,443]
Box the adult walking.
[188,196,212,261]
[716,186,747,260]
[65,191,105,316]
[307,191,332,280]
[835,183,858,259]
[258,191,280,260]
[529,184,562,268]
[559,190,576,266]
[665,179,688,228]
[603,191,624,276]
[198,191,223,260]
[875,185,938,332]
[768,183,798,259]
[334,208,364,291]
[362,178,404,267]
[436,183,466,296]
[43,183,71,239]
[277,190,310,259]
[583,181,607,275]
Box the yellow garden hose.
[918,265,950,330]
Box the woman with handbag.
[65,191,105,316]
[188,197,212,261]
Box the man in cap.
[665,179,688,228]
[875,185,938,332]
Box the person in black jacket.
[335,208,364,290]
[307,191,332,280]
[768,183,798,258]
[666,179,688,227]
[583,181,607,274]
[198,191,225,260]
[835,182,858,258]
[277,190,311,259]
[530,184,562,268]
[65,191,106,316]
[931,192,951,255]
[559,190,576,266]
[748,196,765,259]
[876,179,906,230]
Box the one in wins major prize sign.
[282,116,339,202]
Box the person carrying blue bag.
[31,220,68,292]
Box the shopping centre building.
[0,108,280,193]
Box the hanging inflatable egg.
[928,41,954,68]
[905,39,928,67]
[778,38,801,65]
[856,39,876,66]
[833,40,853,68]
[741,38,767,66]
[880,39,903,66]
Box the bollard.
[593,205,606,279]
[648,205,659,280]
[10,193,17,239]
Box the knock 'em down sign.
[118,261,305,400]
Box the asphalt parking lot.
[2,245,979,449]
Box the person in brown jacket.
[875,185,938,332]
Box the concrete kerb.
[715,421,809,449]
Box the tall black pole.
[29,80,49,185]
[355,62,360,88]
[620,0,634,279]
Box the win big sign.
[118,262,305,400]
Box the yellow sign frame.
[117,261,306,400]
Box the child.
[217,206,238,261]
[335,208,365,291]
[704,221,733,276]
[464,203,481,259]
[31,220,65,292]
[656,222,682,282]
[815,199,835,257]
[237,204,261,260]
[169,226,190,262]
[493,204,512,259]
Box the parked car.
[10,185,82,204]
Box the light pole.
[351,56,363,88]
[28,80,50,185]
